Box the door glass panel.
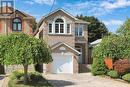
[13,23,17,31]
[75,47,82,64]
[18,23,22,31]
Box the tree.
[117,18,130,36]
[76,15,108,43]
[0,33,52,84]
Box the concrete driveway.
[0,76,5,87]
[45,73,130,87]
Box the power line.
[49,0,55,14]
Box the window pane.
[49,24,52,33]
[75,27,78,36]
[60,24,64,33]
[13,18,22,31]
[18,23,22,31]
[13,18,21,22]
[79,26,83,36]
[55,18,64,23]
[13,23,17,31]
[55,24,59,33]
[67,24,70,34]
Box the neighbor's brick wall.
[5,65,35,74]
[0,18,33,35]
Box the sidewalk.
[0,76,5,87]
[0,75,9,87]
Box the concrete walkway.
[45,73,130,87]
[0,76,5,87]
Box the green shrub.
[8,71,52,87]
[10,70,24,80]
[92,45,107,75]
[114,59,130,75]
[122,73,130,82]
[107,70,119,78]
[29,72,43,81]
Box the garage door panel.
[51,54,73,74]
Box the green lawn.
[8,71,53,87]
[8,78,53,87]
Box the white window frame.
[67,24,71,34]
[48,16,72,35]
[48,23,53,34]
[55,22,64,34]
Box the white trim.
[54,17,65,34]
[67,24,71,34]
[43,9,78,21]
[52,43,81,55]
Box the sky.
[14,0,130,33]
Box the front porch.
[75,42,90,73]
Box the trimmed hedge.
[122,73,130,82]
[92,46,107,75]
[107,70,119,78]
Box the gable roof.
[33,8,90,36]
[38,9,76,27]
[51,42,81,55]
[0,6,34,19]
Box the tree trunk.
[23,65,28,84]
[0,64,5,74]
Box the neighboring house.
[35,9,90,74]
[88,39,102,64]
[0,6,35,74]
[89,39,102,47]
[0,6,35,35]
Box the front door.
[76,46,82,64]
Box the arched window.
[55,18,64,34]
[12,18,22,31]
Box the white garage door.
[51,54,73,74]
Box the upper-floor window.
[49,23,52,33]
[48,17,71,35]
[75,25,84,37]
[12,18,22,31]
[67,24,71,34]
[55,18,64,34]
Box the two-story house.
[0,6,35,35]
[35,9,90,74]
